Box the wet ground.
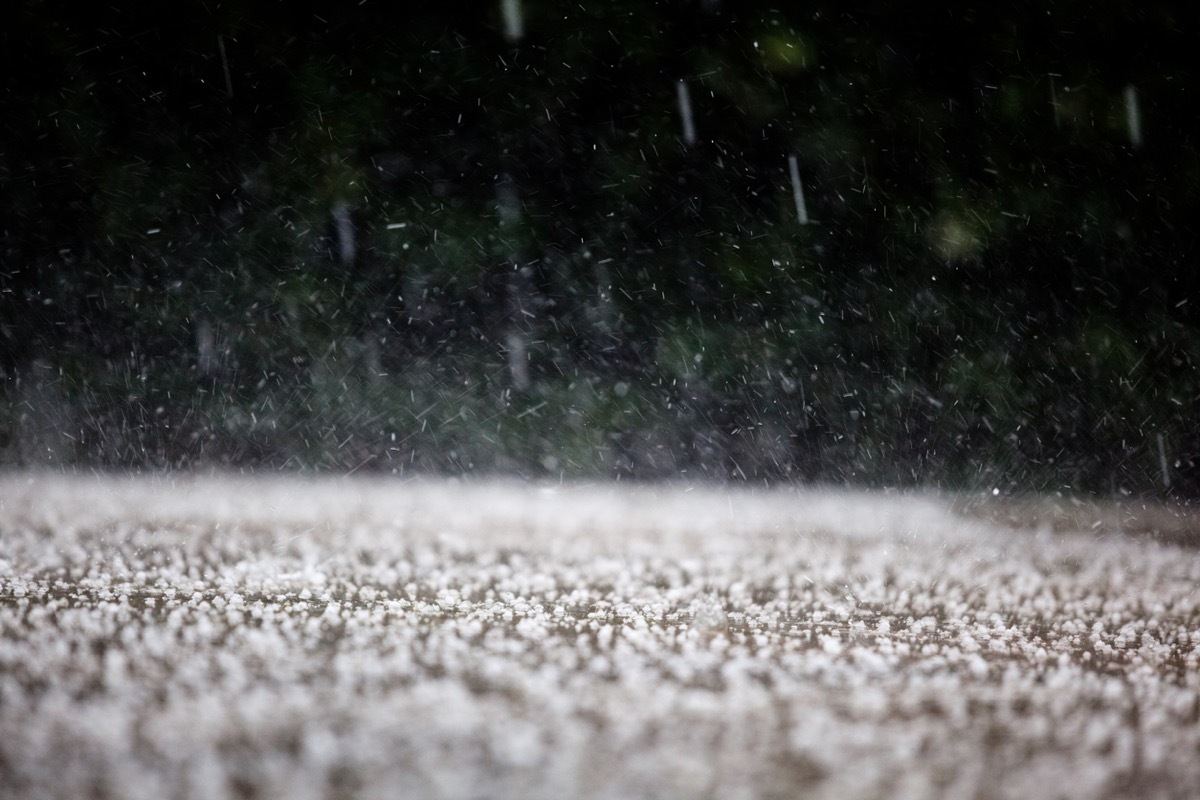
[1,474,1198,799]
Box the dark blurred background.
[3,0,1198,495]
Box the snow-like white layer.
[1,474,1197,799]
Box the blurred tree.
[2,0,1198,494]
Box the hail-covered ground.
[0,474,1197,800]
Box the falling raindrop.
[217,35,233,98]
[788,154,809,225]
[676,79,697,146]
[500,0,523,42]
[331,200,356,267]
[196,320,216,375]
[1157,432,1171,490]
[506,331,530,391]
[1048,73,1061,128]
[1124,84,1142,148]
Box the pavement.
[0,474,1197,799]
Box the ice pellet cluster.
[1,474,1198,799]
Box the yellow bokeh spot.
[757,31,814,75]
[929,211,984,261]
